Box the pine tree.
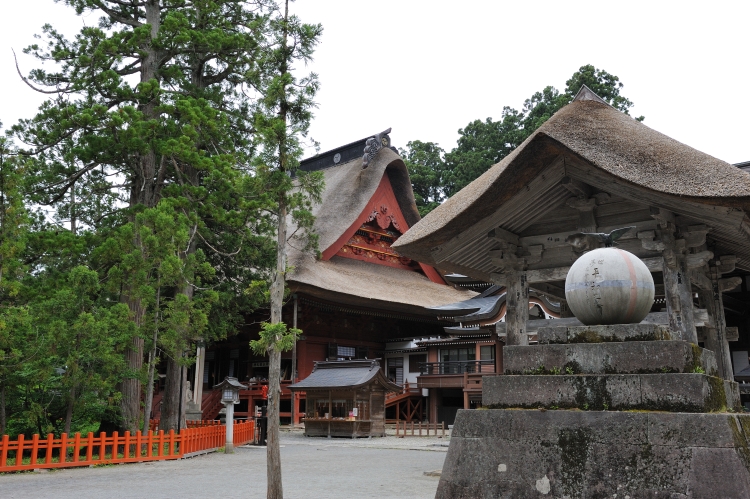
[14,0,278,432]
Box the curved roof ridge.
[393,97,750,263]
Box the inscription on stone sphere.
[565,248,655,325]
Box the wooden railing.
[148,419,221,432]
[394,420,446,437]
[419,360,495,376]
[0,420,254,473]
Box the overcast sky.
[1,1,748,164]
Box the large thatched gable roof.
[393,89,750,264]
[286,137,475,314]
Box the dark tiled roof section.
[288,359,400,392]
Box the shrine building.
[183,130,482,425]
[392,86,750,410]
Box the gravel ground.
[0,430,449,499]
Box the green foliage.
[3,1,306,434]
[407,65,643,211]
[249,322,301,356]
[399,141,446,217]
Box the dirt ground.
[0,431,448,499]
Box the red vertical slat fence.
[0,420,254,473]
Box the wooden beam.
[531,282,566,301]
[561,176,591,198]
[488,227,519,246]
[686,250,713,269]
[720,277,742,293]
[521,256,664,283]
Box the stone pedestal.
[438,411,750,499]
[436,324,747,498]
[185,400,203,421]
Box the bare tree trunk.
[64,386,75,435]
[0,383,6,435]
[142,285,161,433]
[267,190,287,499]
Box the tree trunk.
[0,383,6,435]
[142,286,160,433]
[120,302,145,432]
[120,0,164,433]
[160,353,184,431]
[64,386,75,435]
[267,196,288,499]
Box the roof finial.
[362,128,392,169]
[572,84,610,106]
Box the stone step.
[503,340,717,376]
[483,373,740,413]
[537,323,677,344]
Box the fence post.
[157,431,165,457]
[0,434,8,468]
[45,434,53,464]
[60,433,68,464]
[73,433,81,463]
[30,434,39,468]
[86,432,94,462]
[17,434,25,469]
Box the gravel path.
[0,431,448,499]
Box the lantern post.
[213,377,246,453]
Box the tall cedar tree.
[0,126,31,435]
[14,1,276,432]
[404,65,643,214]
[249,1,323,497]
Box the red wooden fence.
[148,419,221,432]
[0,420,254,473]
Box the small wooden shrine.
[289,359,400,438]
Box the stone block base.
[437,410,750,499]
[503,340,718,376]
[538,323,675,344]
[483,373,740,412]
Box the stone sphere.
[565,248,655,325]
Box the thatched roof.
[287,141,475,314]
[393,90,750,264]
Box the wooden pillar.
[193,344,205,409]
[492,332,504,374]
[291,295,298,426]
[709,264,734,380]
[505,270,529,346]
[662,251,697,344]
[463,372,469,410]
[429,389,438,424]
[651,218,698,344]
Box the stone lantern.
[213,376,246,453]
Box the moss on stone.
[705,375,728,412]
[729,416,750,477]
[569,329,606,343]
[558,428,590,498]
